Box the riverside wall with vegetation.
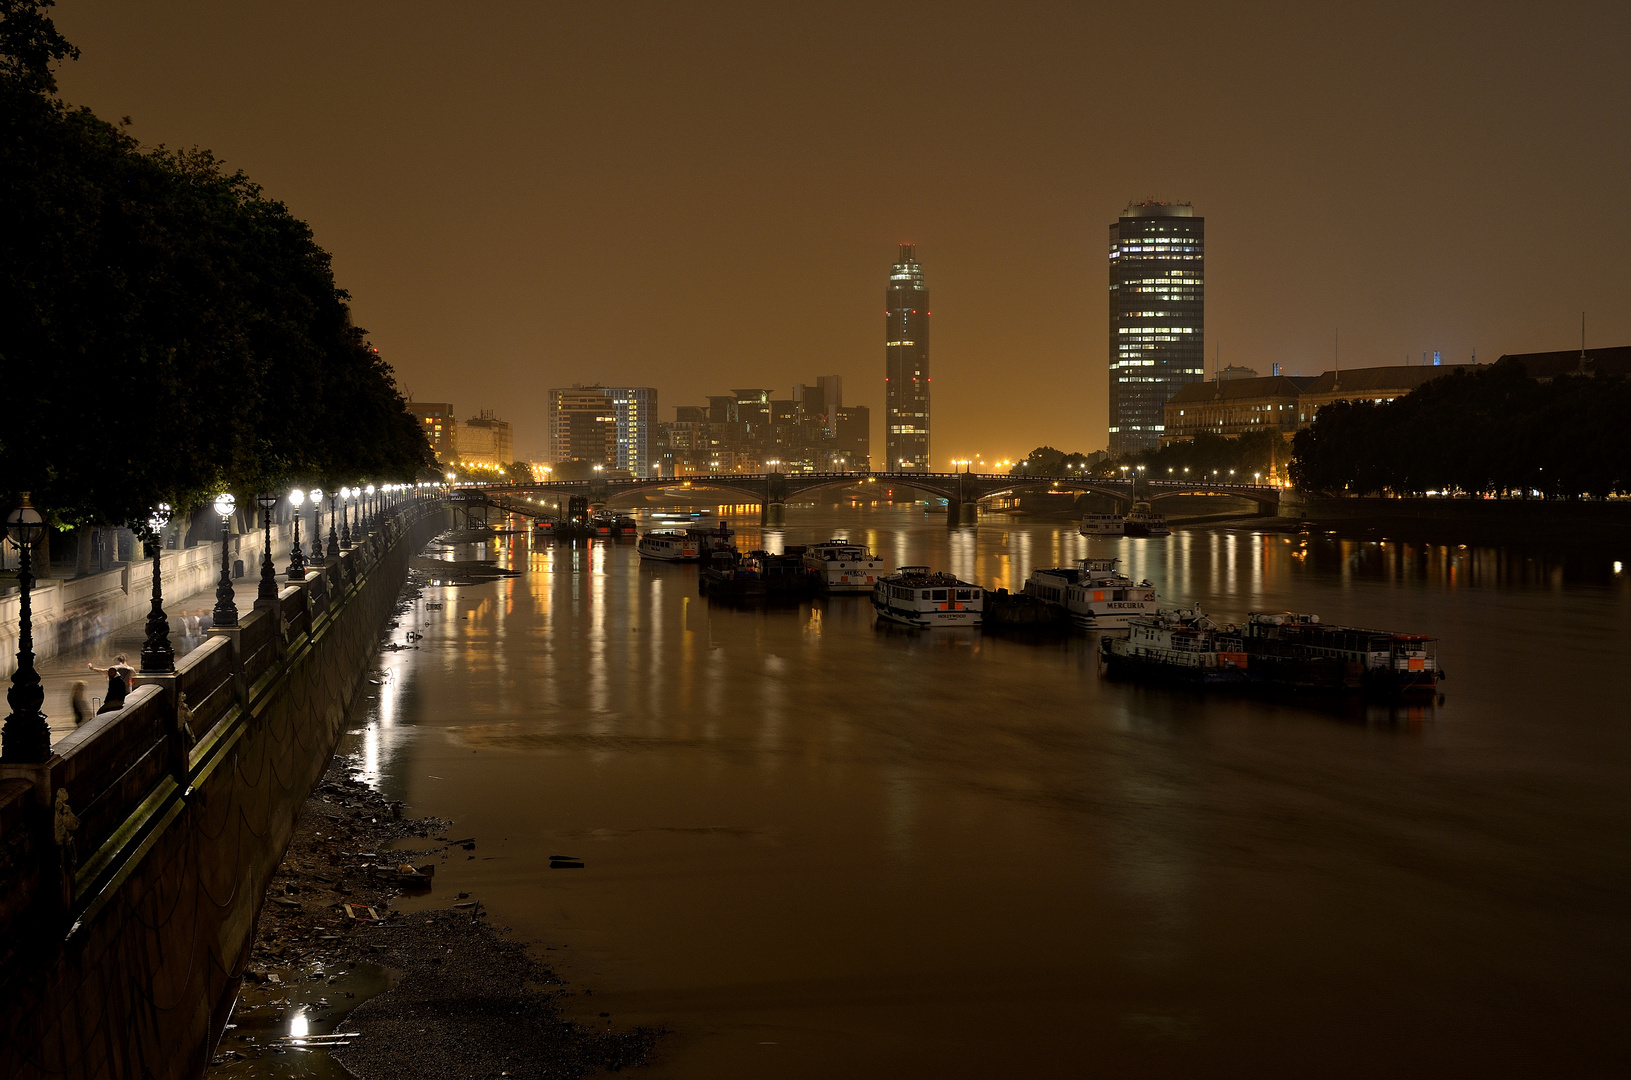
[0,500,449,1080]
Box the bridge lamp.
[3,493,49,761]
[1255,472,1261,483]
[138,501,175,675]
[212,492,239,628]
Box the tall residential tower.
[885,244,930,470]
[1107,202,1204,456]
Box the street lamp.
[287,488,307,578]
[256,492,279,603]
[212,492,238,628]
[140,503,174,674]
[339,486,353,547]
[325,488,339,559]
[365,484,376,532]
[3,493,49,762]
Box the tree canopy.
[1289,360,1631,498]
[0,1,432,527]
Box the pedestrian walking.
[70,681,92,725]
[182,609,200,646]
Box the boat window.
[956,589,973,600]
[932,589,947,601]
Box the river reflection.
[353,506,1630,1077]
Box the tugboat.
[699,550,765,598]
[871,567,984,628]
[802,539,887,593]
[1078,513,1126,537]
[1240,612,1444,697]
[1099,604,1251,686]
[637,529,701,561]
[758,547,820,598]
[686,521,736,557]
[1023,557,1158,628]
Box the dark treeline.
[1290,360,1631,498]
[1,1,431,528]
[1114,430,1285,483]
[1011,432,1286,483]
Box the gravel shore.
[209,744,661,1078]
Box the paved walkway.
[35,538,313,739]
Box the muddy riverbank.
[206,732,660,1079]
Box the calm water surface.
[358,506,1630,1077]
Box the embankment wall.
[0,501,449,1080]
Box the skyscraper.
[885,244,930,470]
[1107,202,1204,456]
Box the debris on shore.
[209,747,660,1079]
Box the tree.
[0,2,432,528]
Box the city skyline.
[47,2,1631,462]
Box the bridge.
[456,471,1280,526]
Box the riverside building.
[547,385,660,477]
[885,244,930,471]
[1108,202,1204,455]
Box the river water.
[356,505,1629,1077]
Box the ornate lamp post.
[2,494,49,763]
[212,493,239,629]
[139,503,175,674]
[365,484,376,532]
[325,489,339,559]
[287,488,307,578]
[256,492,279,603]
[339,486,353,547]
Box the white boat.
[871,566,983,627]
[1079,513,1125,537]
[1099,603,1252,686]
[1023,557,1159,628]
[637,529,701,561]
[1124,502,1171,537]
[802,539,887,593]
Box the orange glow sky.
[52,1,1631,465]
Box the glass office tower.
[1108,202,1204,456]
[885,244,930,470]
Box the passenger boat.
[637,529,701,561]
[1123,501,1171,537]
[1239,612,1444,697]
[871,567,983,628]
[1098,604,1252,685]
[802,539,887,593]
[532,517,556,535]
[1023,558,1158,628]
[1079,513,1126,537]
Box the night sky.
[52,1,1631,464]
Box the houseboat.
[637,529,701,561]
[802,539,887,593]
[1023,558,1159,629]
[1079,513,1126,537]
[1099,604,1252,686]
[589,512,638,538]
[1239,611,1444,697]
[871,567,984,628]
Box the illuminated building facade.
[548,385,659,477]
[405,401,456,462]
[885,244,930,470]
[1108,202,1204,456]
[456,409,513,468]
